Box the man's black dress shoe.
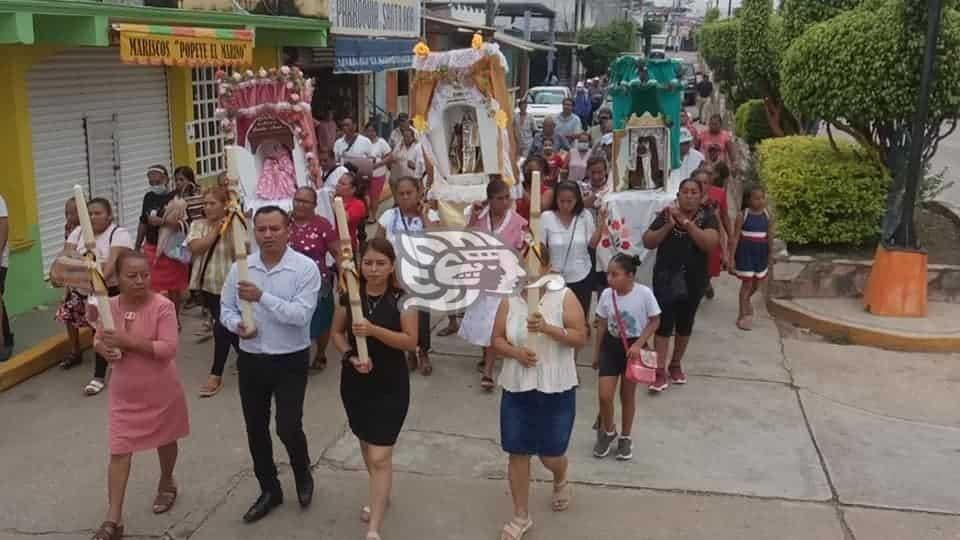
[242,492,282,523]
[295,471,314,508]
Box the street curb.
[768,298,960,353]
[0,329,93,392]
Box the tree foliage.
[781,0,863,44]
[705,7,721,24]
[737,0,776,98]
[578,21,637,77]
[758,136,889,246]
[781,0,960,245]
[699,18,741,97]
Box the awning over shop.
[494,31,554,53]
[334,36,417,74]
[0,0,327,48]
[114,24,254,67]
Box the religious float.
[409,35,518,227]
[216,66,319,215]
[598,54,688,267]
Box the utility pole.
[485,0,496,27]
[727,0,732,16]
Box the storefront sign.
[114,24,254,67]
[330,0,421,38]
[335,36,417,73]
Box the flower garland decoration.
[413,115,428,132]
[216,65,320,183]
[414,41,431,58]
[495,109,508,129]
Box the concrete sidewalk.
[1,275,959,539]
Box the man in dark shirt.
[696,74,714,121]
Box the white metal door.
[85,115,121,210]
[28,48,172,272]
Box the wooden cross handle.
[73,185,115,333]
[225,146,256,333]
[333,197,370,365]
[526,171,542,323]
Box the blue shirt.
[221,247,321,355]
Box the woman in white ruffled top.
[490,284,587,540]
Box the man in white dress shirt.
[221,206,321,523]
[333,116,374,167]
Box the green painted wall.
[5,224,59,315]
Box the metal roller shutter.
[28,48,172,271]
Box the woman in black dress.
[332,237,418,540]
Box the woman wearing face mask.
[63,199,134,396]
[137,165,191,324]
[567,132,593,184]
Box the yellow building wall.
[0,45,64,314]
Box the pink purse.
[612,292,657,384]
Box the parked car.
[677,61,698,106]
[518,86,571,129]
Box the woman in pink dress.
[460,177,529,391]
[90,251,190,540]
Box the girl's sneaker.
[593,430,618,458]
[648,369,669,393]
[615,437,633,461]
[669,364,687,384]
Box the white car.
[519,86,571,130]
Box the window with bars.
[190,67,226,177]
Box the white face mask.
[149,184,169,196]
[577,142,590,151]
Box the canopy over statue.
[597,55,689,269]
[216,66,318,214]
[409,36,519,227]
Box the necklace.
[365,291,387,315]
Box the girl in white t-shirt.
[375,175,439,375]
[592,253,661,461]
[62,198,134,396]
[365,123,395,221]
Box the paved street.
[2,275,959,540]
[931,127,960,208]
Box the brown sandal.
[152,486,178,514]
[91,521,123,540]
[418,351,433,376]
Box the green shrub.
[757,136,889,246]
[735,100,775,146]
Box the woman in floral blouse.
[290,186,340,370]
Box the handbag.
[161,225,192,265]
[612,291,657,385]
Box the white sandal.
[84,378,105,396]
[500,516,533,540]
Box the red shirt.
[339,197,367,251]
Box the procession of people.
[39,62,764,540]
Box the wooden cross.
[225,146,256,333]
[73,185,116,348]
[333,196,370,365]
